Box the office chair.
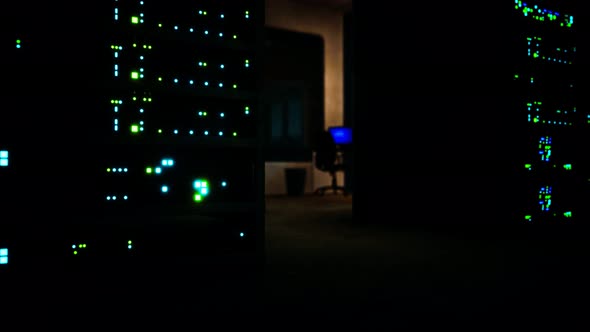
[313,130,348,196]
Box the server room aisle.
[262,194,586,327]
[1,194,585,327]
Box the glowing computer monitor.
[328,126,352,145]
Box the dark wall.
[263,27,324,162]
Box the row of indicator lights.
[129,9,251,24]
[527,102,574,126]
[0,248,7,264]
[515,74,575,88]
[524,163,572,171]
[114,44,250,68]
[107,168,129,173]
[0,150,8,167]
[111,44,152,50]
[16,39,21,49]
[514,0,574,28]
[159,25,240,39]
[539,186,552,212]
[127,127,243,137]
[106,195,129,200]
[155,129,239,137]
[73,241,133,252]
[526,101,577,116]
[527,37,574,64]
[111,99,250,114]
[111,98,153,104]
[198,60,251,68]
[156,77,241,89]
[197,9,250,19]
[525,211,572,222]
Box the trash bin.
[285,168,306,196]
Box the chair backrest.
[314,130,338,172]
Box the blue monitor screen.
[328,127,352,145]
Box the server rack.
[353,1,586,227]
[1,1,264,273]
[512,0,586,224]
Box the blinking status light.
[0,150,8,167]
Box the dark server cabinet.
[511,0,587,225]
[354,1,586,227]
[1,1,264,274]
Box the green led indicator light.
[564,211,572,218]
[146,167,153,174]
[233,35,237,39]
[131,71,139,79]
[193,179,210,203]
[131,125,139,133]
[233,132,237,137]
[131,16,139,24]
[233,84,237,89]
[564,164,572,170]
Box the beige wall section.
[265,0,344,128]
[265,162,313,195]
[265,0,345,195]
